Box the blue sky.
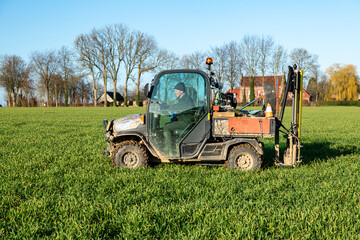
[0,0,359,106]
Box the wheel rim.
[235,153,252,169]
[122,152,139,167]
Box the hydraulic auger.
[275,65,303,167]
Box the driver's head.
[174,82,185,98]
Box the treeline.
[319,100,360,106]
[312,64,359,101]
[0,23,359,107]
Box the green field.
[1,106,359,239]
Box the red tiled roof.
[302,89,311,97]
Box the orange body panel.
[228,117,271,134]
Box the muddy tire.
[227,144,261,170]
[112,140,148,169]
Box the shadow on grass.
[262,141,359,169]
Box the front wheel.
[227,144,261,170]
[112,140,148,169]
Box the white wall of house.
[97,93,114,103]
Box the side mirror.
[144,83,154,99]
[144,83,150,99]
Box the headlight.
[113,114,144,132]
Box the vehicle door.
[147,71,209,158]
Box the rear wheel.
[112,140,148,169]
[227,144,261,170]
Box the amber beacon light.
[206,58,213,65]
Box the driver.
[164,82,195,156]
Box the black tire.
[112,140,148,169]
[227,144,261,170]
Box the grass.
[0,106,359,239]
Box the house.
[97,91,124,106]
[229,74,311,104]
[229,75,285,103]
[290,89,311,102]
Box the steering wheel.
[151,101,170,115]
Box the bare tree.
[259,35,274,85]
[135,35,160,105]
[75,34,99,106]
[52,74,63,107]
[89,28,110,107]
[127,87,137,102]
[95,80,104,100]
[180,55,191,69]
[317,74,329,101]
[37,80,46,106]
[156,50,180,71]
[306,65,322,101]
[68,73,83,105]
[290,48,319,76]
[14,57,30,106]
[0,56,12,106]
[76,24,130,107]
[271,44,287,75]
[210,44,227,83]
[0,55,32,107]
[240,35,260,78]
[224,41,241,92]
[77,79,92,106]
[180,51,207,70]
[117,84,125,96]
[240,35,261,102]
[104,24,128,106]
[21,76,34,106]
[31,50,58,107]
[58,46,75,106]
[0,55,16,106]
[123,30,144,106]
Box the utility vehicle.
[103,58,303,170]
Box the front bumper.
[102,119,114,157]
[103,119,114,142]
